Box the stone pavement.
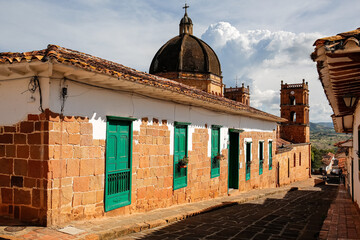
[319,184,360,240]
[0,176,342,240]
[120,181,338,240]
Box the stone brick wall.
[238,131,277,192]
[276,144,311,186]
[280,125,310,144]
[0,112,49,225]
[46,113,105,226]
[106,118,228,217]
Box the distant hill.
[310,122,350,150]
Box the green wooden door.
[211,128,220,178]
[174,125,187,190]
[269,141,273,170]
[246,142,251,181]
[259,142,264,175]
[228,131,239,188]
[105,119,132,211]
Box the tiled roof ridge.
[0,44,283,122]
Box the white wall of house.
[352,104,360,206]
[49,79,277,138]
[0,77,50,125]
[0,77,277,159]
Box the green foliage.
[310,122,349,150]
[311,146,334,169]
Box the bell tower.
[280,79,310,143]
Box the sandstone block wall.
[0,112,49,225]
[238,131,277,192]
[276,144,311,186]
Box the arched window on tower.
[290,111,296,122]
[290,95,296,105]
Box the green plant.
[178,156,189,166]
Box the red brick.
[27,114,39,121]
[17,145,29,159]
[0,134,13,144]
[5,145,16,157]
[28,133,42,144]
[73,177,90,192]
[0,145,5,157]
[35,121,49,131]
[20,122,34,133]
[14,159,27,176]
[28,160,43,178]
[14,134,26,144]
[32,189,41,208]
[20,206,39,223]
[14,189,31,205]
[24,177,37,188]
[0,158,13,174]
[11,176,23,187]
[0,174,10,187]
[1,188,12,204]
[4,126,16,132]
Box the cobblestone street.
[120,185,339,240]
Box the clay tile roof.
[0,44,284,122]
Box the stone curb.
[76,183,316,240]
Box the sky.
[1,0,359,122]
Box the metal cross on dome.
[183,3,189,14]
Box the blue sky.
[1,0,359,122]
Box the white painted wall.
[0,77,50,125]
[48,79,277,141]
[352,104,360,206]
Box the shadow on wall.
[136,185,338,240]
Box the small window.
[211,127,221,178]
[245,140,252,181]
[269,141,273,170]
[259,141,264,175]
[299,152,301,166]
[294,153,296,167]
[290,112,296,122]
[290,95,296,105]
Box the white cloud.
[201,22,331,122]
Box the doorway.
[228,131,239,189]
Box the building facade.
[0,8,310,226]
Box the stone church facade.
[0,8,310,226]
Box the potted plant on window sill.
[178,157,189,169]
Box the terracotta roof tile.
[0,44,284,122]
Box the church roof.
[0,44,284,123]
[149,8,221,77]
[149,34,221,76]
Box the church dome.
[149,34,221,77]
[149,5,221,77]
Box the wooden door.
[105,119,132,211]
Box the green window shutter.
[269,141,273,170]
[105,119,133,212]
[174,125,188,190]
[259,141,264,175]
[211,127,220,178]
[246,142,251,181]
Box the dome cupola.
[149,4,224,96]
